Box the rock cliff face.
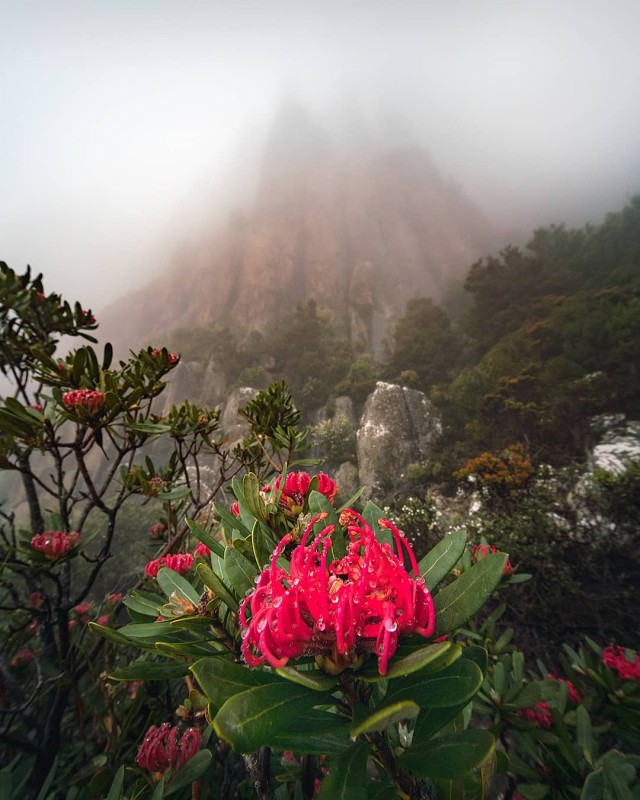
[356,381,442,496]
[101,105,495,356]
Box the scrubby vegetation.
[2,199,640,799]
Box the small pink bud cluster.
[73,602,93,621]
[11,648,35,668]
[603,644,640,684]
[471,543,514,577]
[273,471,338,515]
[517,702,553,728]
[149,522,166,539]
[136,723,201,774]
[151,348,179,365]
[194,542,211,559]
[62,389,106,416]
[240,509,435,676]
[145,553,194,578]
[81,309,96,325]
[31,530,79,559]
[517,674,581,728]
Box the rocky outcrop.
[589,414,640,475]
[220,387,259,446]
[356,381,441,496]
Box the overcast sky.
[2,0,640,313]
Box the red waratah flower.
[97,614,110,626]
[603,644,640,684]
[194,542,210,559]
[151,348,179,365]
[548,674,582,705]
[73,602,93,618]
[137,723,201,774]
[517,701,553,728]
[62,389,106,416]
[471,543,514,577]
[164,553,194,575]
[145,553,194,579]
[27,404,44,413]
[239,509,435,676]
[315,472,338,503]
[106,592,123,605]
[31,530,79,559]
[274,471,338,514]
[231,502,241,517]
[11,648,35,668]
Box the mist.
[2,0,640,313]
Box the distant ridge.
[101,104,496,356]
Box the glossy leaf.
[412,701,472,745]
[434,554,508,635]
[350,700,419,738]
[224,546,258,597]
[319,742,370,800]
[191,656,279,709]
[384,658,484,709]
[418,530,467,591]
[186,518,226,558]
[164,750,212,796]
[214,682,329,752]
[359,641,459,683]
[276,665,338,692]
[242,472,268,521]
[110,660,190,681]
[196,563,238,612]
[399,729,495,779]
[156,567,201,605]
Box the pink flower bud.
[62,389,106,416]
[194,542,211,559]
[31,530,79,559]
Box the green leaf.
[124,421,172,434]
[213,682,328,752]
[156,567,201,605]
[412,702,472,745]
[359,641,460,683]
[418,530,467,591]
[362,501,393,549]
[517,784,551,800]
[506,681,544,710]
[434,553,508,635]
[164,750,212,796]
[242,473,268,521]
[191,657,279,709]
[399,730,495,779]
[276,665,338,692]
[196,563,238,612]
[105,765,124,800]
[385,658,484,709]
[252,520,278,570]
[157,486,191,501]
[581,769,605,800]
[123,591,163,617]
[576,705,596,764]
[319,742,370,800]
[88,621,157,651]
[350,700,419,738]
[110,660,190,681]
[186,518,225,559]
[224,547,258,597]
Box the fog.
[2,0,640,313]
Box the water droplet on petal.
[273,595,282,608]
[254,575,261,584]
[384,619,398,632]
[316,618,326,632]
[257,617,267,633]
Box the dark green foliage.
[383,297,461,392]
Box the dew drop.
[316,618,326,632]
[241,628,249,639]
[257,617,267,633]
[384,619,398,632]
[254,575,261,584]
[273,595,283,608]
